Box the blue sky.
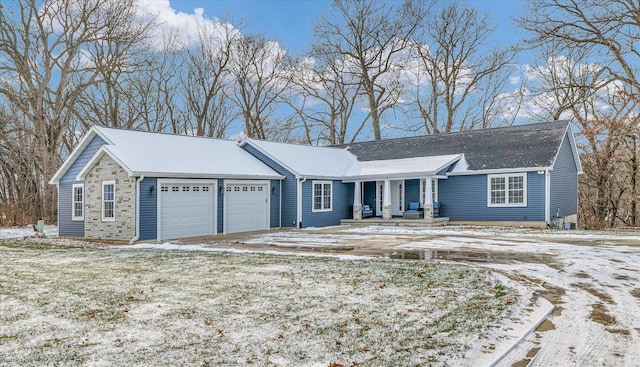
[170,0,529,54]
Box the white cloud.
[135,0,237,51]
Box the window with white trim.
[102,181,115,221]
[488,173,527,207]
[313,181,332,212]
[72,184,84,221]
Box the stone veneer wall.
[84,154,136,241]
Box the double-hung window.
[312,181,332,212]
[102,180,115,221]
[72,184,84,220]
[488,173,527,207]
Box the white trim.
[224,179,271,185]
[76,146,134,181]
[49,127,113,185]
[71,183,84,221]
[487,173,528,207]
[156,178,218,241]
[448,166,552,176]
[240,139,302,179]
[102,180,116,222]
[296,178,306,228]
[129,175,144,245]
[222,180,270,235]
[552,122,583,174]
[311,180,333,212]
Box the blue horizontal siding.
[301,180,353,228]
[363,181,376,215]
[58,182,84,237]
[242,144,292,227]
[60,135,107,183]
[439,172,545,222]
[139,178,157,241]
[270,179,281,227]
[405,179,420,208]
[58,134,107,237]
[550,133,578,218]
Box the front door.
[376,180,405,216]
[391,181,404,216]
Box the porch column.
[383,179,392,220]
[353,181,362,220]
[424,177,433,220]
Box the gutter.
[129,175,144,245]
[296,177,306,228]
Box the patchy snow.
[244,225,640,366]
[0,225,57,239]
[0,241,515,366]
[3,224,640,365]
[122,241,372,261]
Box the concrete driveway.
[176,224,640,366]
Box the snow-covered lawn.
[3,224,639,365]
[0,224,57,239]
[0,240,517,366]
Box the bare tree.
[400,2,516,134]
[519,0,640,93]
[0,0,151,223]
[286,56,363,145]
[312,0,433,140]
[518,0,640,228]
[229,34,292,140]
[180,21,239,137]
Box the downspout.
[297,177,306,228]
[279,180,282,228]
[545,170,551,224]
[129,175,144,245]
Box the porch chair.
[402,201,424,219]
[362,204,374,218]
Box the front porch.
[350,177,442,221]
[341,216,450,226]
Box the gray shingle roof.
[339,121,570,170]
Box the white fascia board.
[49,127,113,185]
[75,146,134,181]
[342,171,438,182]
[131,172,285,180]
[447,166,552,176]
[343,154,462,182]
[240,138,302,179]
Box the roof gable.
[52,127,284,183]
[340,121,572,171]
[240,138,357,178]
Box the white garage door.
[159,181,216,240]
[225,182,269,234]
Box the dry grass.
[0,240,516,366]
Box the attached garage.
[158,179,217,240]
[224,181,270,234]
